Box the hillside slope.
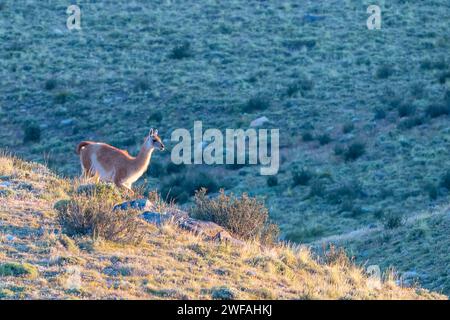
[0,154,446,299]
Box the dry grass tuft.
[55,185,146,244]
[191,188,279,245]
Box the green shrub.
[438,71,450,84]
[242,95,271,113]
[22,121,41,143]
[166,162,186,174]
[318,134,332,145]
[420,59,448,70]
[160,170,220,203]
[44,78,57,90]
[133,77,150,92]
[285,226,324,243]
[425,183,438,200]
[292,168,313,186]
[308,179,326,198]
[147,161,164,178]
[54,91,71,104]
[344,142,366,161]
[398,103,416,118]
[373,107,386,120]
[376,64,395,79]
[426,104,449,118]
[266,176,278,187]
[148,110,163,123]
[343,122,354,134]
[302,132,314,142]
[327,180,363,204]
[191,188,279,244]
[169,41,192,59]
[383,212,404,230]
[398,116,424,130]
[0,262,38,278]
[286,76,314,97]
[440,171,450,190]
[334,145,345,156]
[210,286,237,300]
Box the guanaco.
[76,129,165,193]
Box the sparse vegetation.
[2,0,450,299]
[0,154,446,299]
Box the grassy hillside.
[1,0,449,297]
[0,154,446,299]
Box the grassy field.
[1,0,449,296]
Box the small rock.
[113,199,154,211]
[60,119,75,126]
[303,14,326,23]
[250,116,270,128]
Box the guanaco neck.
[133,143,154,173]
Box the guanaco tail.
[76,128,165,193]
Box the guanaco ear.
[149,128,154,136]
[154,129,158,136]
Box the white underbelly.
[124,170,144,185]
[91,154,115,181]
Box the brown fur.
[77,130,164,192]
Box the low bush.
[440,171,450,190]
[383,212,405,230]
[375,64,395,79]
[266,176,278,187]
[22,121,41,143]
[286,76,314,97]
[426,104,450,118]
[169,41,192,59]
[318,134,332,146]
[342,122,354,134]
[0,262,38,278]
[160,170,220,203]
[292,168,313,186]
[397,103,416,118]
[344,142,366,161]
[148,110,163,123]
[242,95,271,113]
[55,186,145,244]
[191,188,279,244]
[301,132,314,142]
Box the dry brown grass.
[0,154,446,300]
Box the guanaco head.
[145,128,165,151]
